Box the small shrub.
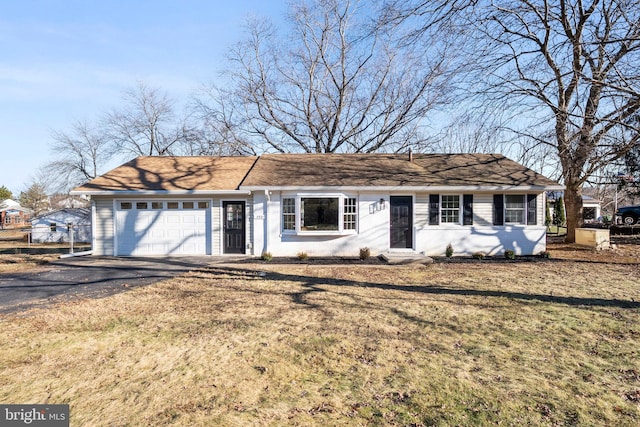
[359,247,371,261]
[538,250,551,259]
[445,243,454,258]
[261,251,273,262]
[297,251,309,261]
[472,251,486,260]
[504,249,516,260]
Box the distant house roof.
[72,156,258,194]
[32,208,91,222]
[71,153,562,195]
[0,199,33,214]
[241,153,562,190]
[0,199,21,210]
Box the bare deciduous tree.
[189,85,257,156]
[213,0,452,154]
[105,82,194,157]
[47,120,113,191]
[388,0,640,242]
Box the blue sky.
[0,0,286,195]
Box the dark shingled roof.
[72,153,561,193]
[73,156,258,192]
[240,153,560,188]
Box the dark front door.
[390,196,413,249]
[223,201,245,254]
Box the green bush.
[359,247,371,261]
[261,252,273,262]
[504,249,516,260]
[445,244,454,258]
[538,250,551,259]
[297,251,309,261]
[472,251,486,260]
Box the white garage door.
[115,200,211,256]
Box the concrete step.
[380,253,434,265]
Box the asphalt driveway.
[0,256,230,314]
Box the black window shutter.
[527,194,537,225]
[463,194,473,225]
[429,194,439,225]
[493,194,504,225]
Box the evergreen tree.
[553,197,566,227]
[19,183,50,216]
[0,185,12,201]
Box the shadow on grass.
[199,265,640,310]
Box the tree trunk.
[563,184,583,243]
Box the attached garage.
[115,200,211,256]
[71,156,258,257]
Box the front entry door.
[390,196,413,249]
[223,201,245,254]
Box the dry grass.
[1,256,639,426]
[0,254,59,273]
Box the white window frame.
[440,194,462,225]
[281,193,358,235]
[282,198,296,231]
[343,197,357,230]
[504,194,526,225]
[117,200,211,211]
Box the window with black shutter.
[429,194,439,225]
[493,194,504,225]
[527,194,537,225]
[463,194,473,225]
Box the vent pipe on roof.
[408,148,413,162]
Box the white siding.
[256,190,548,257]
[537,193,545,226]
[212,198,221,255]
[93,197,114,255]
[414,194,429,228]
[415,192,546,256]
[473,193,494,226]
[258,192,389,257]
[92,190,549,258]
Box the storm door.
[223,201,245,254]
[390,196,413,249]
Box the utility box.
[575,228,610,250]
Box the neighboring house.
[581,195,602,222]
[49,194,90,209]
[71,153,563,257]
[0,199,33,229]
[547,192,604,223]
[30,208,91,243]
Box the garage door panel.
[166,229,180,238]
[166,215,180,224]
[182,215,196,224]
[150,229,166,238]
[116,201,211,256]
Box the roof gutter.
[241,185,565,192]
[70,189,253,196]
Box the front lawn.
[0,260,639,425]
